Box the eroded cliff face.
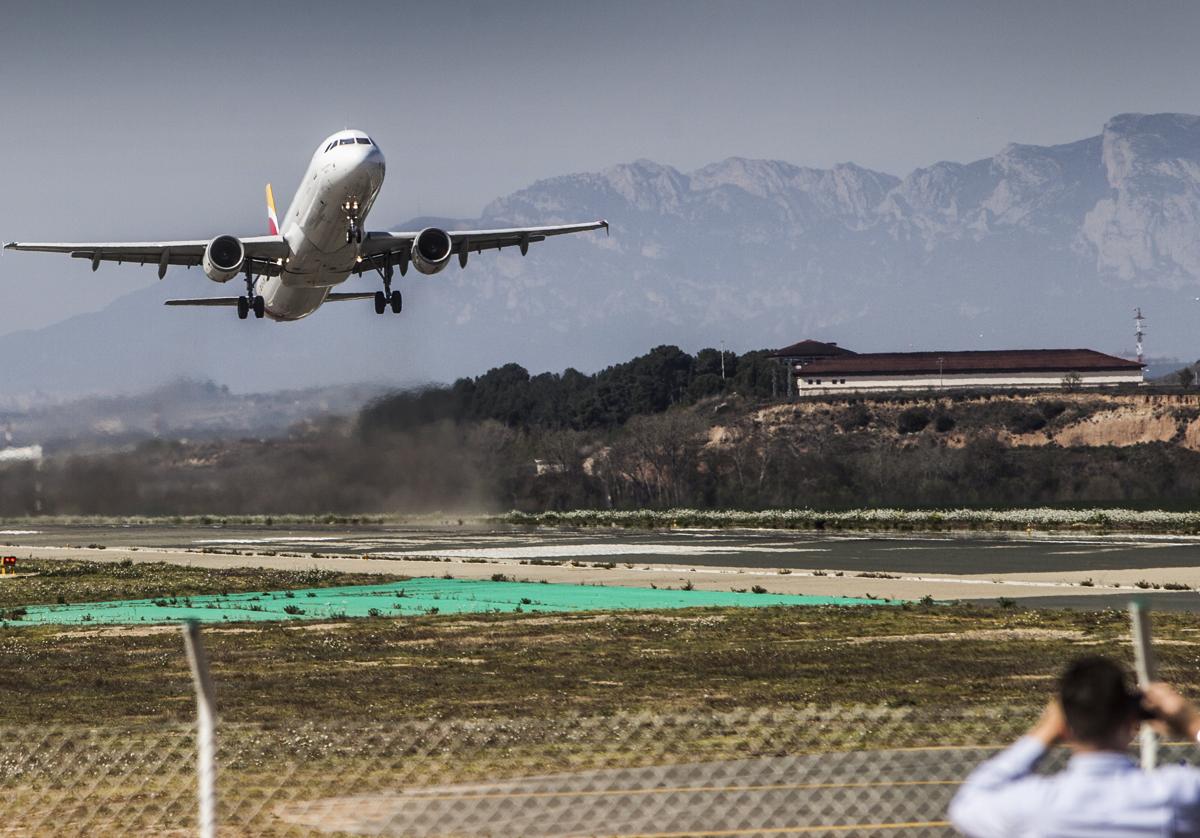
[708,391,1200,453]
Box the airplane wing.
[356,220,608,274]
[4,235,289,279]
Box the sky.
[2,0,1200,335]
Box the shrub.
[897,408,931,434]
[1038,400,1067,422]
[367,607,381,617]
[750,584,768,594]
[933,413,956,432]
[1006,406,1047,434]
[283,604,304,615]
[491,573,511,582]
[837,404,872,431]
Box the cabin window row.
[804,379,848,385]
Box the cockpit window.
[325,142,336,152]
[355,137,370,144]
[339,138,355,146]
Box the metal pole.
[183,620,217,838]
[1129,601,1158,769]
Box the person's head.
[1059,655,1142,751]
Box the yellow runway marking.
[588,821,952,836]
[401,779,961,801]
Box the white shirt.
[950,736,1200,837]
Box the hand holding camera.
[1140,683,1200,741]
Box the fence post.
[1129,600,1158,770]
[182,620,217,838]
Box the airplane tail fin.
[266,184,280,235]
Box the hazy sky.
[3,0,1200,335]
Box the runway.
[6,522,1200,610]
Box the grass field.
[0,559,1187,836]
[0,558,408,614]
[0,558,1185,725]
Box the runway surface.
[8,523,1200,573]
[6,522,1200,610]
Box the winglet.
[266,184,280,236]
[601,219,609,236]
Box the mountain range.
[4,112,1200,396]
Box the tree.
[1178,367,1195,389]
[1061,372,1083,392]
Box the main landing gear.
[237,267,265,320]
[373,260,402,314]
[343,199,362,244]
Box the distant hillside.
[0,378,386,452]
[7,382,1200,516]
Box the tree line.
[358,345,783,436]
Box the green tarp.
[2,577,896,626]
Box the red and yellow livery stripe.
[265,183,280,235]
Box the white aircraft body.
[4,130,608,321]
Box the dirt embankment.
[709,391,1200,452]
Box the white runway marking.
[192,536,347,544]
[381,544,831,560]
[0,530,40,535]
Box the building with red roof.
[772,342,1143,394]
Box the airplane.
[4,130,608,321]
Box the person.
[950,655,1200,836]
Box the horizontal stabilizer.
[164,297,240,307]
[165,292,378,308]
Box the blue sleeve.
[949,736,1048,838]
[1165,765,1200,833]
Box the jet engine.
[410,227,453,275]
[203,235,245,283]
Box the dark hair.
[1060,656,1140,744]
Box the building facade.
[773,343,1143,394]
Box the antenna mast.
[1134,307,1146,365]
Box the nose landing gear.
[343,199,362,244]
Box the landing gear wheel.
[237,296,249,320]
[253,296,265,319]
[390,290,403,314]
[374,291,387,315]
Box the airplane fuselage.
[262,130,385,321]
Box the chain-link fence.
[1,705,1124,837]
